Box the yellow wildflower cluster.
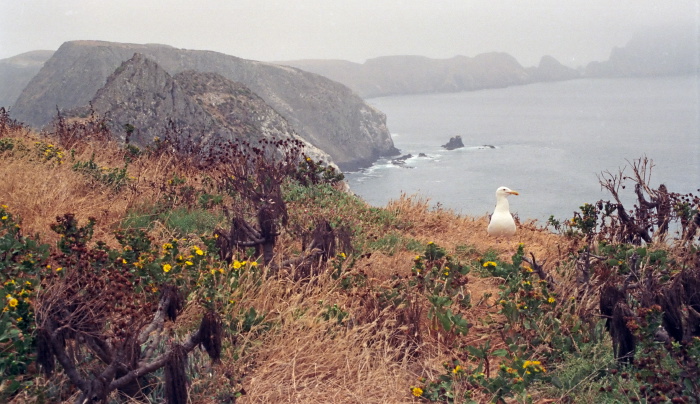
[231,259,258,269]
[35,142,65,164]
[192,246,205,256]
[522,360,546,373]
[482,261,497,267]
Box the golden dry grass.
[0,130,205,247]
[1,127,581,404]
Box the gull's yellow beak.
[508,190,519,195]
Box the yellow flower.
[122,259,127,264]
[16,317,22,322]
[185,261,193,266]
[232,261,242,269]
[193,246,204,256]
[1,216,7,220]
[414,255,421,261]
[547,297,556,304]
[1,204,7,209]
[218,268,224,274]
[56,267,63,272]
[483,261,497,267]
[443,271,449,276]
[523,360,546,373]
[339,252,346,258]
[452,365,462,374]
[411,387,423,397]
[162,264,172,273]
[250,261,258,267]
[162,243,173,250]
[428,241,434,245]
[210,269,217,275]
[8,297,18,308]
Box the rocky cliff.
[68,53,332,162]
[12,41,397,170]
[0,50,54,109]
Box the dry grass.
[2,127,582,404]
[0,129,206,248]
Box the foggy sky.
[0,0,697,67]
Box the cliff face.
[12,41,396,170]
[279,52,579,98]
[68,54,333,163]
[0,50,54,109]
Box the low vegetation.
[1,107,698,403]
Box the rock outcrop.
[0,50,54,109]
[441,136,465,150]
[12,41,397,170]
[67,54,331,162]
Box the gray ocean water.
[345,75,700,223]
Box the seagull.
[487,186,519,237]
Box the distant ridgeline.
[8,41,398,171]
[279,23,698,98]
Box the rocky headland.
[66,53,332,163]
[10,41,397,170]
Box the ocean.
[345,75,700,223]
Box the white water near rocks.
[345,76,699,223]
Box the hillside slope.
[0,50,54,108]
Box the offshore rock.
[442,136,465,150]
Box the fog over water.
[345,75,700,223]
